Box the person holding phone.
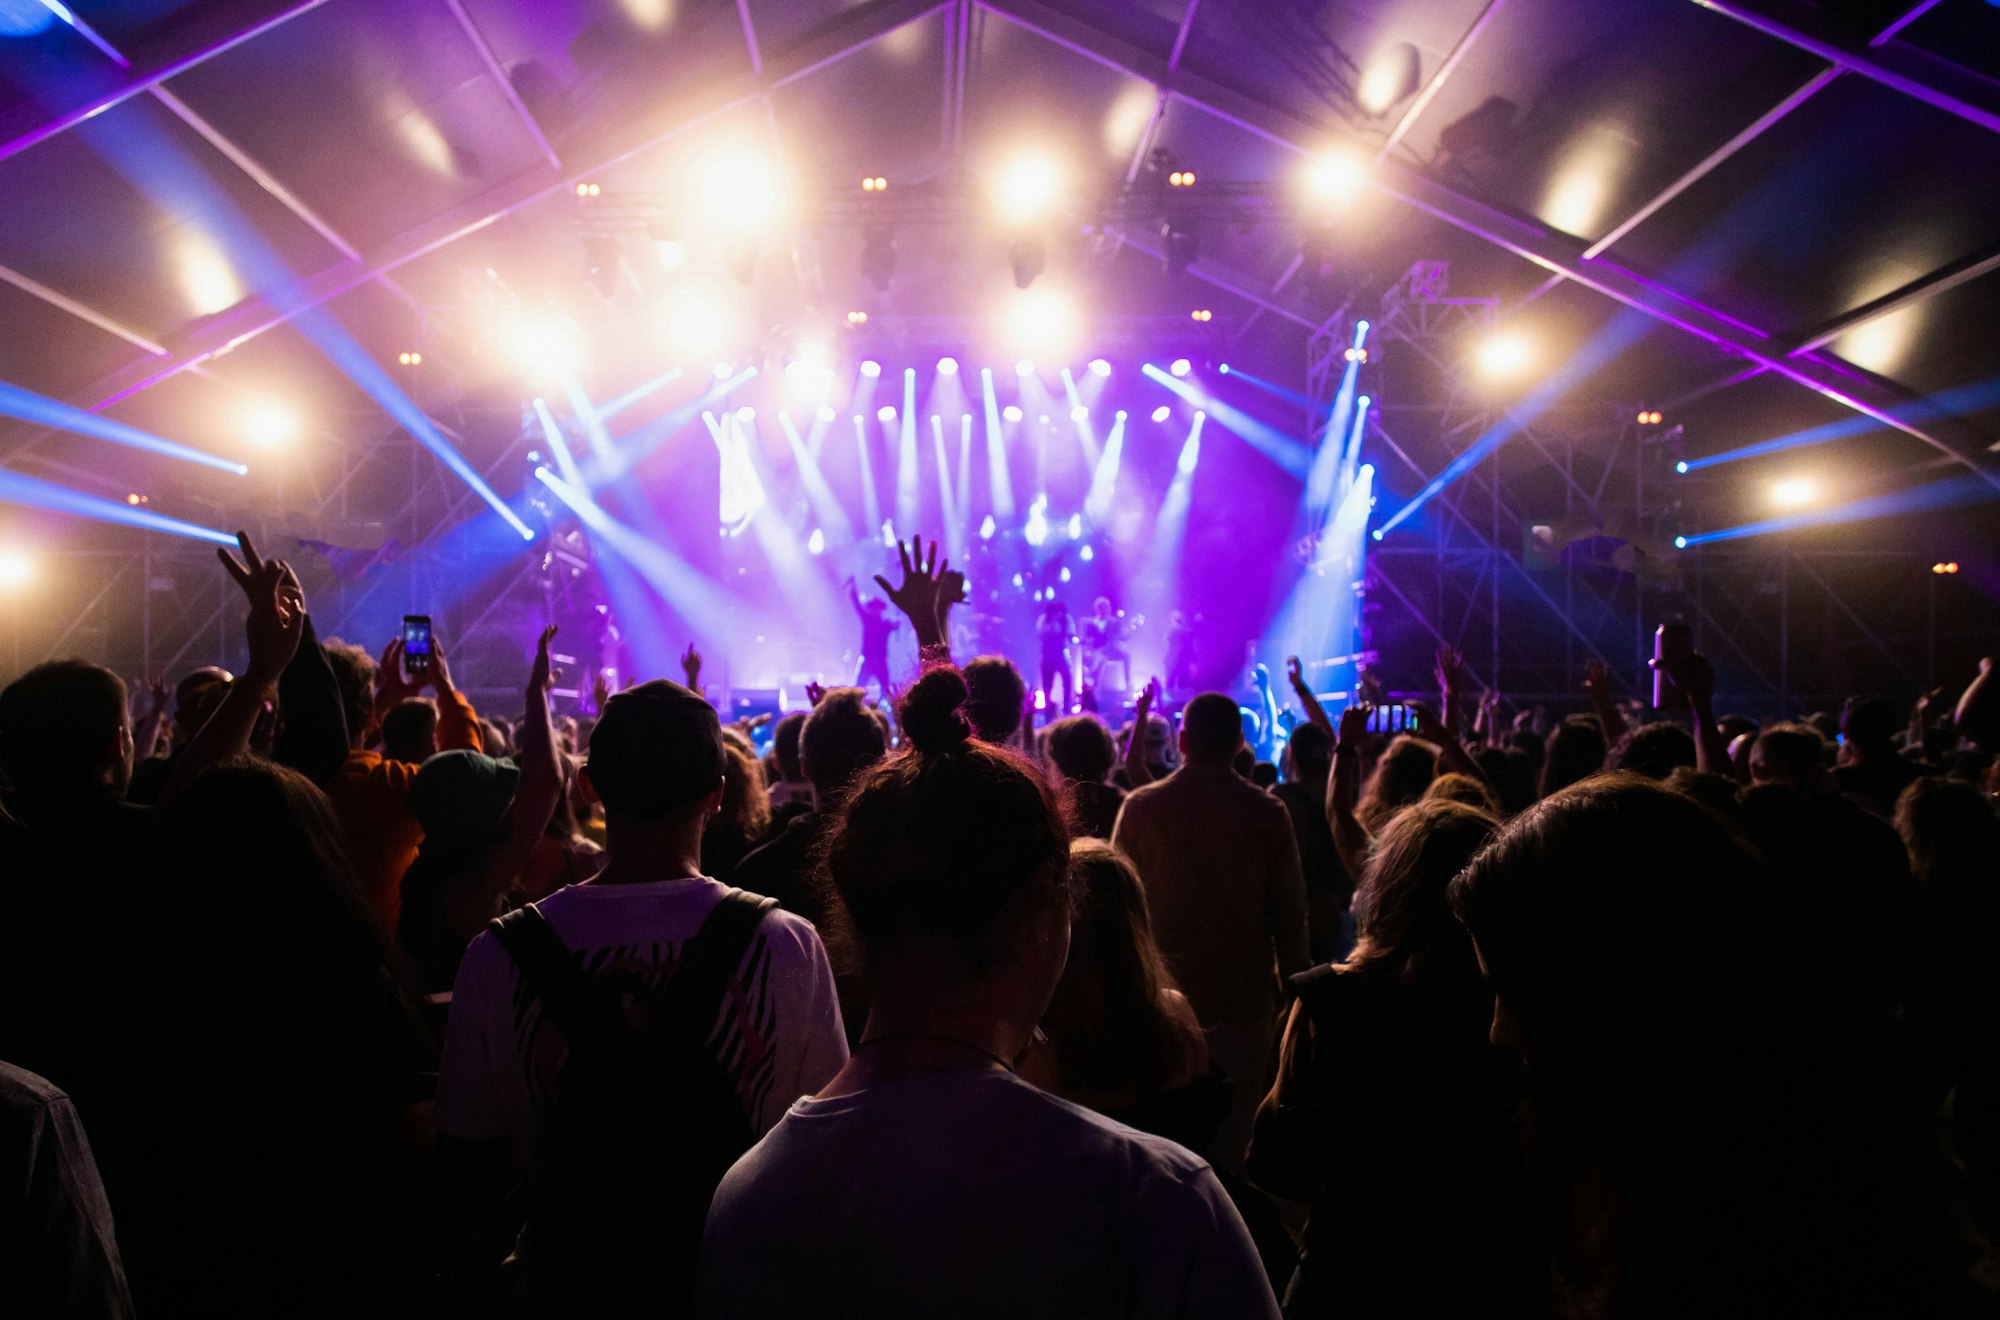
[323,621,485,933]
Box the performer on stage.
[1080,596,1137,695]
[1164,610,1200,696]
[1036,597,1077,716]
[845,576,900,695]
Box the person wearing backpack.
[436,678,848,1314]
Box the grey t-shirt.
[699,1067,1280,1320]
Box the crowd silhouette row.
[3,530,1999,1318]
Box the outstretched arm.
[1652,651,1727,776]
[474,627,564,906]
[131,671,169,763]
[1326,704,1373,880]
[1285,657,1333,738]
[273,610,351,785]
[1411,700,1492,788]
[1125,678,1161,789]
[1582,657,1627,744]
[872,536,963,666]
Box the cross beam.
[975,0,2000,489]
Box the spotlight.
[0,549,31,588]
[1358,42,1421,116]
[501,315,579,372]
[1371,528,1384,541]
[1003,405,1024,422]
[1060,566,1073,583]
[693,147,786,232]
[243,401,298,449]
[936,356,959,377]
[1151,405,1171,423]
[712,361,734,379]
[1675,460,1689,474]
[1167,169,1196,187]
[1190,308,1213,322]
[808,528,827,554]
[1475,333,1531,378]
[847,310,869,325]
[861,224,897,291]
[1932,561,1960,574]
[1088,358,1111,377]
[1070,405,1088,422]
[573,182,602,198]
[397,350,423,366]
[860,360,882,378]
[1080,544,1094,561]
[1343,346,1368,362]
[981,515,997,540]
[993,151,1063,223]
[1016,360,1035,377]
[125,493,147,506]
[1674,535,1688,549]
[1638,409,1664,425]
[1305,151,1366,204]
[1114,410,1127,420]
[877,405,896,422]
[1066,513,1082,538]
[860,176,888,192]
[1218,363,1231,374]
[1771,477,1816,508]
[1169,358,1192,377]
[1008,235,1046,290]
[663,289,741,357]
[817,405,837,422]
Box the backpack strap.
[654,888,776,1047]
[491,904,604,1047]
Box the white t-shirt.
[699,1068,1281,1320]
[435,876,848,1153]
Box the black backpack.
[491,888,774,1314]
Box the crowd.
[2,528,1999,1318]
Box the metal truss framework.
[1349,261,1961,711]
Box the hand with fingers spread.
[805,681,828,708]
[873,536,957,652]
[241,558,306,688]
[591,668,611,715]
[1435,645,1468,696]
[681,643,702,692]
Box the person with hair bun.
[701,667,1279,1319]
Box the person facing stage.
[1037,598,1077,718]
[845,577,900,696]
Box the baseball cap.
[410,749,520,845]
[587,679,726,818]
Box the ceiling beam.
[1106,229,1318,330]
[0,0,334,167]
[0,263,168,356]
[1870,0,1944,47]
[1689,0,2000,137]
[441,0,562,170]
[1377,0,1508,162]
[16,0,946,433]
[1783,239,2000,357]
[976,0,2000,489]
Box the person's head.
[1424,770,1500,816]
[0,660,132,806]
[584,680,727,833]
[1357,735,1439,830]
[1347,798,1498,987]
[715,738,772,843]
[1666,766,1745,827]
[772,711,807,783]
[381,697,439,765]
[1607,721,1696,780]
[1540,716,1606,799]
[1895,775,2000,897]
[862,596,888,617]
[799,686,889,804]
[1284,722,1334,783]
[823,667,1072,1034]
[1748,722,1828,793]
[1093,596,1112,619]
[1476,746,1536,817]
[322,641,377,748]
[1042,840,1200,1097]
[1179,691,1245,766]
[172,668,232,748]
[961,655,1027,743]
[1840,695,1900,757]
[479,716,513,758]
[410,749,521,865]
[1042,597,1066,619]
[1045,714,1116,785]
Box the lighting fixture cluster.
[398,351,424,366]
[126,493,149,506]
[1167,170,1197,187]
[861,176,889,192]
[846,310,869,325]
[1637,410,1663,425]
[1932,561,1961,575]
[574,182,602,198]
[1190,309,1213,323]
[1343,346,1368,363]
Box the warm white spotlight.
[937,356,959,377]
[0,549,33,589]
[1358,43,1420,116]
[1005,287,1082,361]
[1088,358,1112,377]
[693,146,787,232]
[1003,405,1024,422]
[1771,477,1816,509]
[860,359,883,378]
[501,315,579,373]
[735,405,756,422]
[993,151,1064,223]
[243,401,298,449]
[1475,333,1531,378]
[1169,358,1192,378]
[663,288,740,357]
[713,361,734,379]
[808,528,826,555]
[1070,405,1088,422]
[817,405,837,423]
[877,405,896,422]
[1305,151,1366,204]
[1151,405,1171,423]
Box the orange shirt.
[328,689,480,932]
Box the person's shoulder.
[1000,1074,1217,1180]
[0,1060,68,1112]
[744,900,829,959]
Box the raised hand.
[1649,649,1715,709]
[241,556,305,686]
[872,536,956,645]
[681,643,702,691]
[591,668,611,713]
[529,625,560,699]
[216,530,272,604]
[376,637,418,707]
[1251,662,1272,692]
[734,712,774,733]
[1408,699,1450,745]
[805,680,827,707]
[145,669,169,716]
[1358,667,1387,706]
[1336,701,1373,751]
[1435,645,1467,694]
[1136,676,1161,722]
[1582,656,1612,697]
[1285,655,1306,690]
